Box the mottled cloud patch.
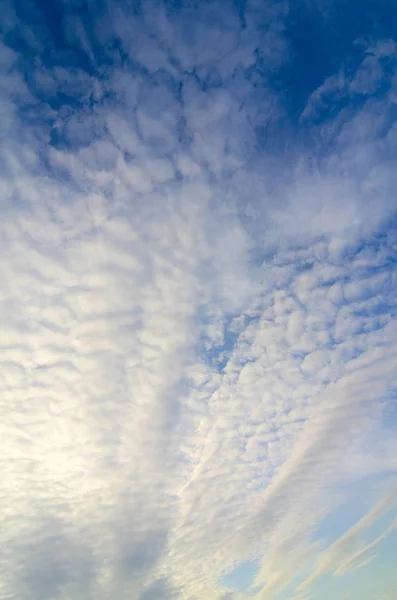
[1,1,397,599]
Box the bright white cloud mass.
[1,0,397,599]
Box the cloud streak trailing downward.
[1,0,397,599]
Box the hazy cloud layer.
[1,1,397,599]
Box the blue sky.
[1,1,397,599]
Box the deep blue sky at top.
[4,0,397,159]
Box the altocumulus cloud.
[1,0,397,599]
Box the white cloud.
[1,1,397,599]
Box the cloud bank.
[1,0,397,599]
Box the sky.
[1,0,397,599]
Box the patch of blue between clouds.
[265,0,397,148]
[220,558,261,596]
[313,474,395,547]
[203,315,256,371]
[307,529,397,600]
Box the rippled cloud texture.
[1,0,397,599]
